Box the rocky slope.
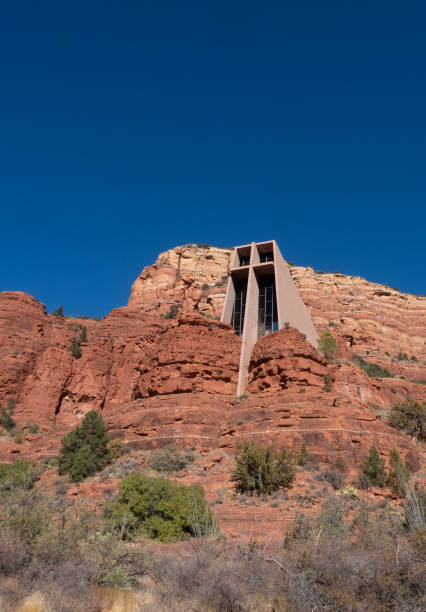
[0,244,425,539]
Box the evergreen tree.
[79,325,87,343]
[70,337,82,359]
[58,410,113,482]
[104,474,215,542]
[233,441,295,495]
[318,330,338,360]
[363,446,387,487]
[52,305,64,317]
[0,399,16,431]
[388,400,425,440]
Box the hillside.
[0,244,424,542]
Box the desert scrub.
[148,444,194,474]
[362,446,387,487]
[58,410,113,482]
[354,355,394,378]
[388,399,425,440]
[318,330,338,360]
[233,441,295,495]
[104,473,215,542]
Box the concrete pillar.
[222,240,318,395]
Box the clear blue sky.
[1,1,425,317]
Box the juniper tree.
[58,410,113,482]
[363,446,387,487]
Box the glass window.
[231,278,248,336]
[259,251,274,263]
[257,275,278,338]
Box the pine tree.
[58,410,113,482]
[363,446,387,487]
[318,330,338,360]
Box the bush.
[388,399,425,440]
[323,374,333,392]
[78,324,87,343]
[27,423,40,434]
[58,411,113,482]
[354,355,394,378]
[70,337,82,359]
[387,449,410,496]
[0,459,40,491]
[201,283,210,292]
[0,399,16,431]
[323,462,346,490]
[52,305,64,317]
[232,441,295,495]
[363,446,387,487]
[318,330,338,360]
[104,473,215,542]
[404,484,426,532]
[165,304,180,319]
[148,444,194,474]
[297,442,308,466]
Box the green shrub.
[297,442,308,466]
[52,305,64,317]
[387,449,410,496]
[0,459,40,491]
[58,411,113,482]
[397,352,409,361]
[283,321,290,329]
[165,304,180,319]
[70,337,82,359]
[78,325,87,343]
[388,400,425,440]
[318,330,338,360]
[236,393,250,403]
[14,434,23,444]
[104,473,215,542]
[0,399,16,431]
[363,446,387,487]
[201,283,210,292]
[354,355,394,378]
[27,423,40,434]
[323,374,333,392]
[148,445,194,474]
[232,441,295,495]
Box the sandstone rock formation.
[128,244,232,318]
[0,244,425,539]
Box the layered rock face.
[0,291,239,433]
[129,244,426,383]
[0,244,425,539]
[128,244,232,319]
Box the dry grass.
[16,592,46,612]
[92,587,138,612]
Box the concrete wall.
[273,241,319,348]
[221,240,318,394]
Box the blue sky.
[1,1,425,317]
